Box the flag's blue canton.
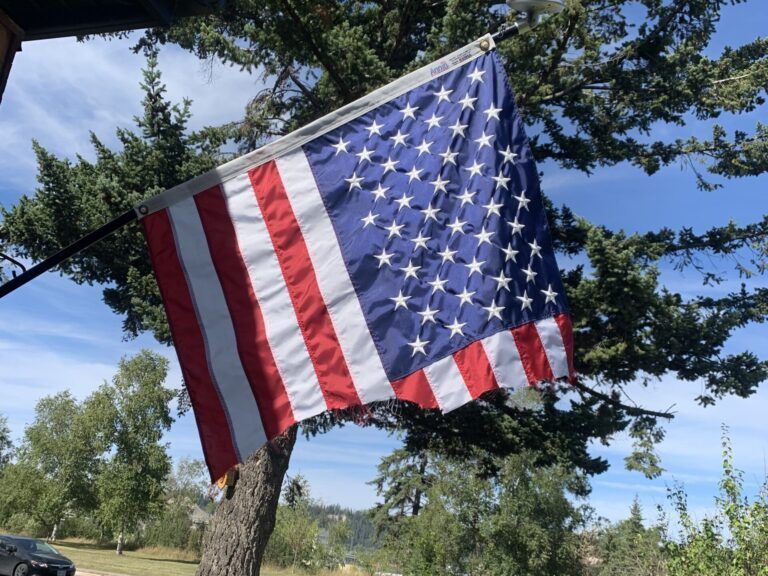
[303,51,567,381]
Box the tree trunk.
[116,531,125,555]
[197,427,296,576]
[412,453,429,516]
[49,522,58,542]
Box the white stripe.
[481,329,528,391]
[275,149,394,404]
[221,173,328,421]
[423,356,473,412]
[168,197,266,460]
[535,317,570,379]
[137,34,495,217]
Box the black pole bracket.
[0,208,138,300]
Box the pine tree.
[1,2,767,574]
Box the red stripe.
[142,209,238,482]
[249,161,361,410]
[194,186,297,438]
[453,341,499,399]
[512,322,555,385]
[392,369,439,409]
[554,314,576,383]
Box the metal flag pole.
[494,0,564,41]
[0,0,563,301]
[0,209,137,299]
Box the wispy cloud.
[0,34,261,206]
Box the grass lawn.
[54,541,355,576]
[54,541,198,576]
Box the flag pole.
[0,0,563,301]
[494,0,564,40]
[0,209,137,299]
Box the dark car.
[0,535,75,576]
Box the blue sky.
[1,4,767,526]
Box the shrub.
[664,428,768,576]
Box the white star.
[499,145,518,165]
[380,156,398,173]
[361,211,378,228]
[406,166,423,182]
[400,259,421,280]
[468,67,485,83]
[522,264,538,283]
[458,94,477,110]
[430,174,450,193]
[483,299,504,321]
[529,238,542,258]
[425,113,443,129]
[416,138,433,156]
[408,335,429,356]
[439,147,459,165]
[371,184,389,200]
[391,290,412,310]
[345,172,363,191]
[411,231,431,251]
[515,190,531,211]
[374,247,393,268]
[427,274,448,293]
[390,130,409,147]
[400,102,418,120]
[508,217,525,235]
[456,189,476,206]
[501,243,519,262]
[473,226,494,246]
[446,318,467,339]
[437,246,457,263]
[491,271,512,292]
[417,305,440,325]
[356,146,374,163]
[421,204,441,222]
[366,119,384,137]
[465,257,485,276]
[395,192,414,211]
[447,218,467,236]
[433,84,453,103]
[542,284,559,304]
[385,220,405,238]
[483,103,502,121]
[448,119,468,138]
[332,136,350,155]
[474,131,494,149]
[483,199,504,216]
[491,173,511,190]
[464,160,485,177]
[456,287,475,307]
[516,290,533,311]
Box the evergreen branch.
[286,68,322,110]
[278,0,353,102]
[529,12,579,105]
[571,380,675,420]
[711,70,758,85]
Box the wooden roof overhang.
[0,1,224,103]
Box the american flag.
[138,35,575,481]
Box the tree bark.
[197,427,296,576]
[49,522,58,542]
[116,531,125,555]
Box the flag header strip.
[135,34,496,217]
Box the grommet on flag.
[480,38,491,51]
